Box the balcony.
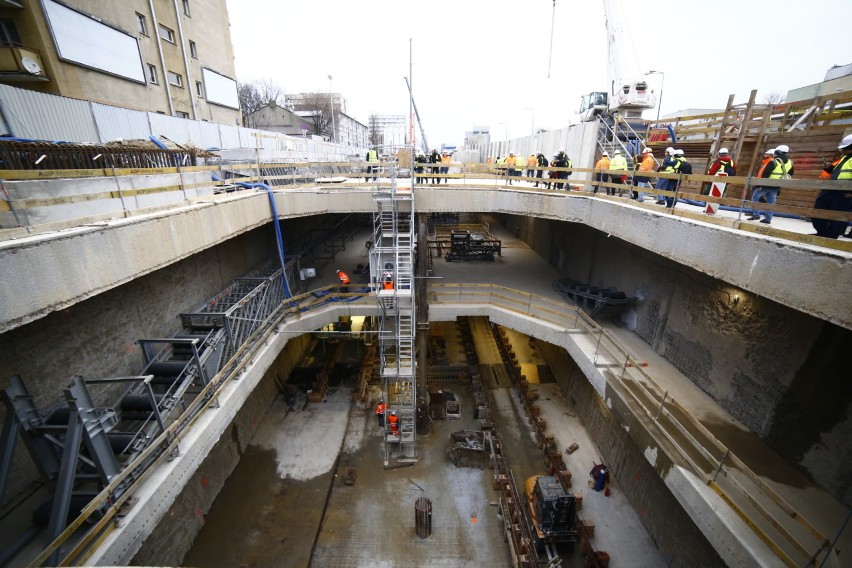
[0,45,49,82]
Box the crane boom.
[404,77,429,155]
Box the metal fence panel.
[199,122,222,150]
[91,102,151,142]
[0,84,98,142]
[148,112,191,143]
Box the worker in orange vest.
[382,270,394,290]
[336,269,350,293]
[388,410,399,434]
[375,399,386,427]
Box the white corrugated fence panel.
[218,124,241,149]
[198,122,222,150]
[148,113,192,144]
[91,102,151,142]
[0,84,98,142]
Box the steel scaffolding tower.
[370,163,417,464]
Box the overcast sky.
[226,0,852,147]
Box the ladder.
[370,162,417,464]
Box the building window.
[158,24,175,43]
[167,71,183,87]
[135,13,148,35]
[176,111,190,119]
[147,63,158,84]
[182,0,191,16]
[189,40,197,58]
[195,81,203,97]
[0,19,22,45]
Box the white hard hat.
[719,148,729,154]
[674,149,684,156]
[391,410,397,416]
[764,148,776,154]
[643,147,652,153]
[613,150,621,155]
[840,134,852,149]
[665,147,674,155]
[602,151,609,156]
[775,144,789,153]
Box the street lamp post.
[646,70,664,122]
[328,74,336,143]
[524,107,535,136]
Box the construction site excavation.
[1,1,851,566]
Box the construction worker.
[812,134,852,239]
[593,151,610,194]
[552,150,571,190]
[667,149,691,208]
[527,153,537,181]
[382,270,394,290]
[414,151,427,184]
[430,149,441,184]
[608,150,628,196]
[388,410,399,434]
[375,399,386,427]
[655,147,676,204]
[633,147,655,202]
[366,147,379,181]
[708,148,736,176]
[535,153,548,187]
[505,152,516,185]
[440,152,452,183]
[336,269,350,293]
[749,145,794,225]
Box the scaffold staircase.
[371,163,417,464]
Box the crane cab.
[579,92,608,122]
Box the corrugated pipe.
[237,182,293,299]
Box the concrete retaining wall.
[538,340,725,566]
[500,213,852,507]
[130,334,311,567]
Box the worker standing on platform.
[750,145,794,225]
[593,152,610,194]
[336,269,350,293]
[366,147,380,181]
[535,152,548,187]
[382,270,394,290]
[633,147,655,202]
[440,152,451,183]
[388,410,399,434]
[655,147,676,204]
[430,149,441,184]
[708,148,736,176]
[527,153,537,182]
[415,151,427,184]
[609,150,628,196]
[505,152,517,185]
[375,399,386,427]
[813,134,852,239]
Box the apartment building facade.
[0,0,241,124]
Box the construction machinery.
[525,475,579,555]
[404,76,429,155]
[580,0,656,121]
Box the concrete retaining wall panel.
[538,341,725,566]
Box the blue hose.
[236,182,293,299]
[148,135,169,150]
[677,198,804,219]
[667,125,676,143]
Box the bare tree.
[238,79,286,127]
[291,92,337,139]
[369,114,384,147]
[763,92,786,105]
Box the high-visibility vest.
[768,158,793,179]
[376,403,385,415]
[337,271,350,284]
[830,155,852,180]
[367,149,379,163]
[610,155,627,170]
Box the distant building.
[786,63,852,102]
[368,114,407,151]
[0,0,241,124]
[246,101,311,137]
